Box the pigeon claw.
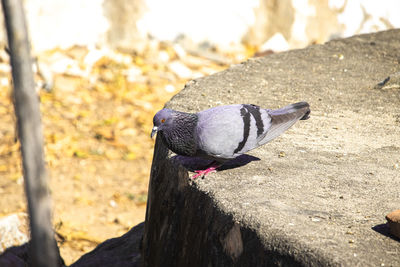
[191,167,217,180]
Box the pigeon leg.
[191,166,217,180]
[191,161,224,180]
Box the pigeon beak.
[151,126,158,138]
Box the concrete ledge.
[142,29,400,266]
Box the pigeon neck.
[160,112,198,156]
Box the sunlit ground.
[0,42,253,264]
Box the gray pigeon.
[151,102,310,179]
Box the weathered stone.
[0,221,143,266]
[0,243,31,267]
[142,146,307,266]
[0,213,29,253]
[0,242,65,267]
[386,210,400,239]
[71,222,143,267]
[142,29,400,266]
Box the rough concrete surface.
[143,29,400,266]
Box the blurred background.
[0,0,399,264]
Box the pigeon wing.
[195,104,272,159]
[195,102,310,160]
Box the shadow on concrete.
[172,154,260,172]
[372,223,400,242]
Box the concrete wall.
[142,29,400,267]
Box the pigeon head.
[151,109,174,138]
[151,108,199,156]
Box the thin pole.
[1,0,60,266]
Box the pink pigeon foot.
[191,166,217,180]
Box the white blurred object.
[24,0,109,52]
[168,61,193,79]
[291,0,317,48]
[0,213,29,253]
[332,0,400,36]
[124,66,144,83]
[137,0,259,47]
[165,84,176,93]
[259,33,290,52]
[158,51,170,63]
[109,200,117,208]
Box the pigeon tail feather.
[268,101,310,118]
[258,102,310,146]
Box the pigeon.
[151,101,310,179]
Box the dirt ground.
[0,43,248,264]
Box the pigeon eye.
[161,119,165,123]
